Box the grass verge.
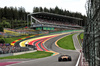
[2,35,33,44]
[57,34,75,50]
[77,33,84,46]
[0,51,53,59]
[80,33,84,39]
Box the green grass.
[2,35,33,43]
[0,51,53,59]
[80,33,84,39]
[77,33,84,46]
[57,34,75,50]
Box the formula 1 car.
[58,55,72,62]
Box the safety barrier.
[77,33,89,66]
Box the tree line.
[0,6,27,20]
[33,6,86,19]
[0,6,29,30]
[0,6,86,31]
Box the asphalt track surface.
[7,33,80,66]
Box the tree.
[33,7,39,12]
[1,17,11,28]
[14,7,19,20]
[0,8,4,19]
[39,7,43,12]
[44,7,49,12]
[0,8,2,19]
[0,39,5,43]
[0,25,3,32]
[49,8,55,13]
[54,6,60,14]
[18,7,26,20]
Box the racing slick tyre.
[68,56,72,61]
[58,58,62,62]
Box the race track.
[8,33,80,66]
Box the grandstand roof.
[31,12,83,20]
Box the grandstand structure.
[27,12,83,30]
[83,0,100,66]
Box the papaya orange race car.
[58,55,72,62]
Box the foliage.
[0,38,5,43]
[0,7,29,29]
[0,6,27,20]
[0,17,11,28]
[0,25,3,32]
